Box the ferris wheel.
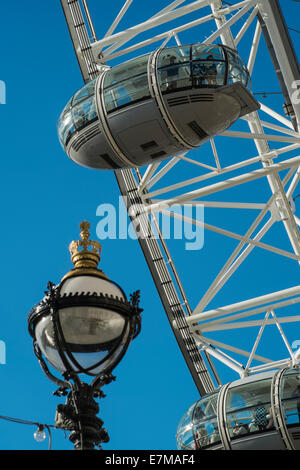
[58,0,300,450]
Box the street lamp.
[28,221,142,450]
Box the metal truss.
[59,0,300,394]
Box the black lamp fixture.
[28,221,142,450]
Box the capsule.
[58,43,260,170]
[176,368,300,450]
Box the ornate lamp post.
[28,221,142,450]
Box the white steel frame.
[60,0,300,389]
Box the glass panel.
[177,427,195,450]
[103,55,150,112]
[192,44,225,61]
[176,404,196,450]
[63,96,73,113]
[58,307,126,345]
[176,392,221,450]
[35,314,129,374]
[58,93,98,146]
[158,63,191,93]
[192,61,226,86]
[103,54,149,89]
[157,46,191,68]
[193,394,218,420]
[226,379,273,439]
[281,368,300,426]
[226,49,249,88]
[194,417,220,448]
[192,392,220,448]
[73,79,96,105]
[226,49,248,71]
[58,109,75,146]
[72,95,97,130]
[104,73,150,112]
[227,63,245,85]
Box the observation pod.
[58,43,260,170]
[176,368,300,450]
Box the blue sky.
[0,0,299,450]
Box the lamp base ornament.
[55,381,110,450]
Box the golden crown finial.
[69,221,102,269]
[79,221,91,244]
[62,221,107,281]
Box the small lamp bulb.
[34,425,46,442]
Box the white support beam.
[145,155,300,210]
[259,102,296,130]
[187,285,300,323]
[146,157,180,190]
[143,145,299,200]
[247,19,261,75]
[234,5,259,46]
[207,0,300,264]
[138,162,161,192]
[199,314,300,332]
[95,0,257,62]
[195,335,271,363]
[221,130,300,144]
[244,311,270,374]
[270,311,295,363]
[143,153,278,199]
[209,0,235,49]
[256,120,300,139]
[193,211,274,314]
[191,296,300,329]
[248,358,293,374]
[176,200,266,209]
[104,0,195,56]
[286,166,300,200]
[157,207,299,261]
[176,153,217,171]
[210,138,221,171]
[197,339,246,377]
[101,12,214,60]
[195,164,300,316]
[204,0,258,45]
[258,0,300,128]
[103,0,134,39]
[92,0,211,51]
